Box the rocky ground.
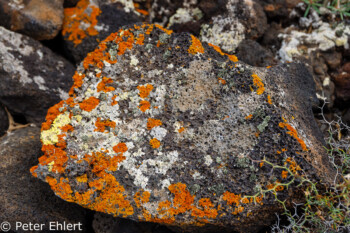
[0,0,349,233]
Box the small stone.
[199,0,267,52]
[236,39,275,67]
[0,0,64,40]
[0,127,88,232]
[322,51,342,70]
[0,26,75,124]
[31,24,335,233]
[334,62,350,101]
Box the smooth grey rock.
[0,26,75,124]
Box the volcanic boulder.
[31,24,335,233]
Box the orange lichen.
[145,24,154,35]
[138,100,151,112]
[38,144,68,173]
[62,0,101,45]
[97,77,115,92]
[251,74,265,95]
[135,8,149,15]
[41,100,65,131]
[218,77,226,84]
[279,122,308,151]
[168,183,194,215]
[89,172,134,216]
[46,177,74,202]
[147,118,162,130]
[267,95,272,104]
[113,142,128,154]
[155,24,173,35]
[281,170,288,179]
[111,95,118,106]
[245,114,253,120]
[95,118,116,132]
[76,174,88,183]
[134,190,151,208]
[191,198,218,219]
[232,206,244,215]
[188,35,204,54]
[222,191,241,207]
[79,96,100,112]
[138,84,154,98]
[207,43,238,62]
[83,41,117,69]
[135,33,145,45]
[178,127,185,133]
[61,124,74,132]
[74,189,95,205]
[267,181,284,192]
[285,157,302,174]
[69,72,85,96]
[150,138,161,148]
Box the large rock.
[0,26,75,124]
[0,127,88,233]
[62,0,142,63]
[0,0,64,40]
[31,24,335,233]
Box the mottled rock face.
[0,0,64,40]
[0,127,88,232]
[0,26,75,124]
[31,24,335,232]
[62,0,141,63]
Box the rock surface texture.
[0,0,64,40]
[0,127,88,232]
[151,0,267,53]
[0,26,75,124]
[31,24,335,233]
[62,0,142,63]
[0,104,8,136]
[93,212,174,233]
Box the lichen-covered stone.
[31,24,335,232]
[0,127,88,232]
[62,0,142,63]
[0,0,64,40]
[199,0,267,52]
[0,26,75,124]
[278,22,350,62]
